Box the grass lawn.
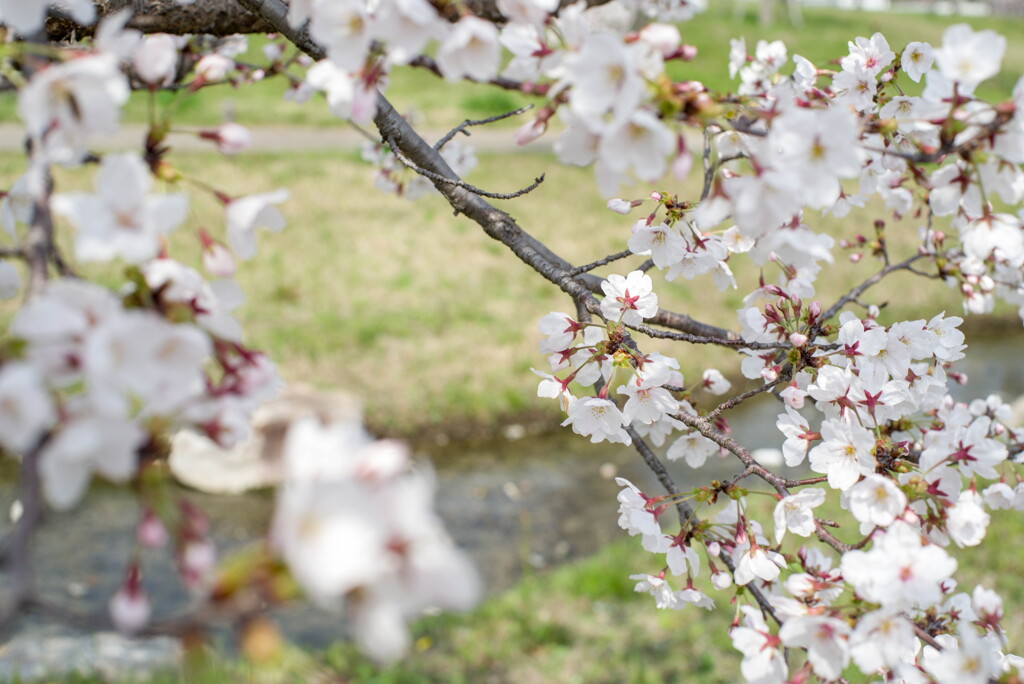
[0,143,989,438]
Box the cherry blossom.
[731,605,787,682]
[773,487,825,543]
[436,16,500,83]
[51,153,188,264]
[779,615,850,681]
[807,421,876,490]
[18,53,129,164]
[561,396,631,445]
[934,24,1005,92]
[225,188,290,261]
[845,474,907,531]
[841,521,957,610]
[132,34,180,86]
[600,270,658,325]
[901,41,934,82]
[0,362,55,454]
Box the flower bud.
[196,54,233,82]
[607,198,633,215]
[137,510,168,549]
[179,539,216,592]
[637,23,680,57]
[133,34,179,87]
[208,122,252,155]
[203,241,237,278]
[109,564,151,635]
[515,119,547,146]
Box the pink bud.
[133,34,179,87]
[179,540,216,592]
[637,23,680,57]
[849,253,862,263]
[515,119,547,146]
[263,43,284,62]
[202,242,236,278]
[789,332,808,347]
[137,510,168,549]
[213,123,251,155]
[109,565,150,635]
[607,198,633,215]
[196,54,233,82]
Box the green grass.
[674,3,1024,100]
[0,137,1000,439]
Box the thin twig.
[564,249,634,277]
[434,105,534,150]
[348,121,381,144]
[628,320,789,350]
[706,375,789,422]
[673,410,852,554]
[819,253,928,325]
[782,476,829,488]
[385,134,545,200]
[625,426,782,625]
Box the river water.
[0,334,1021,648]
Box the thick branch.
[47,1,273,40]
[45,0,621,40]
[0,443,45,637]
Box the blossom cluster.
[514,18,1024,681]
[0,9,478,660]
[271,416,480,662]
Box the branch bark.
[47,0,273,40]
[45,0,621,39]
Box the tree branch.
[47,0,274,40]
[0,442,45,638]
[45,0,621,40]
[238,0,743,343]
[625,427,781,625]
